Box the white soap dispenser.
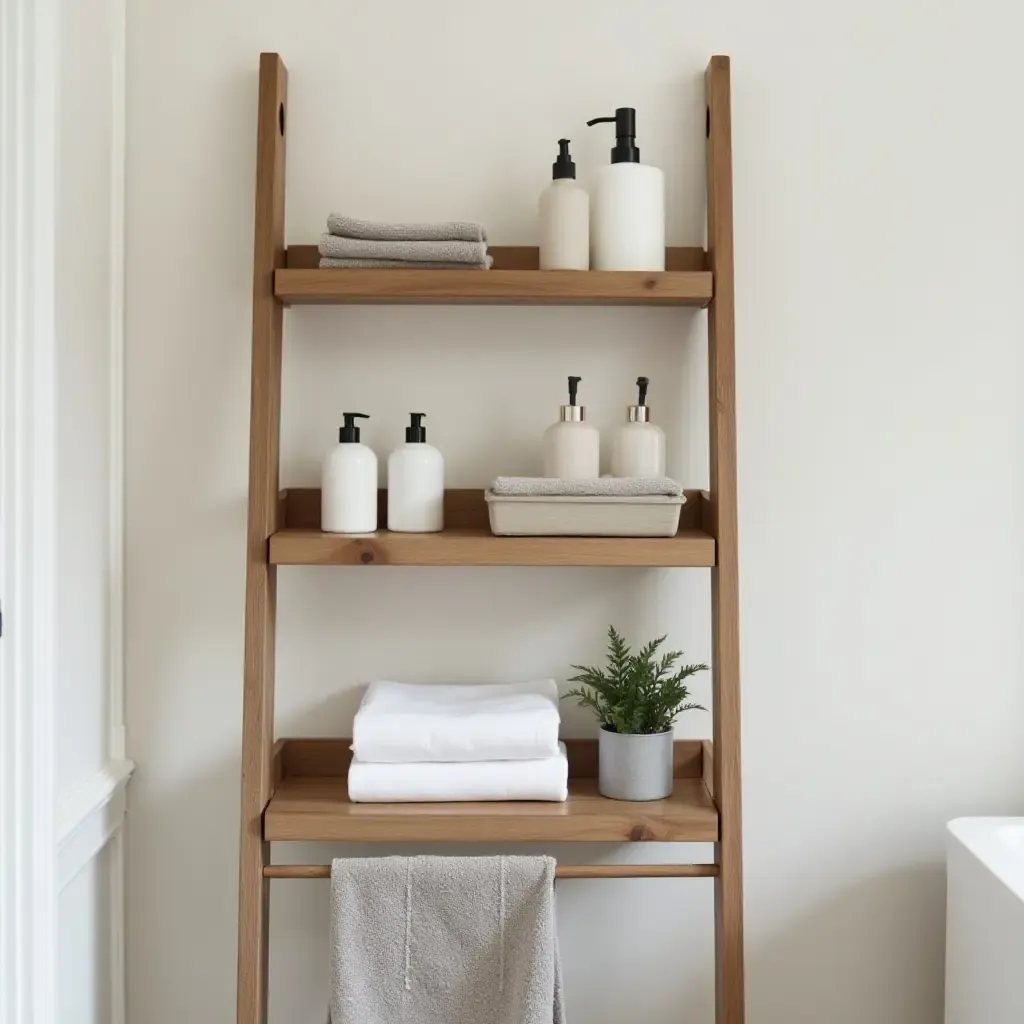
[586,108,665,271]
[387,412,444,533]
[539,139,589,270]
[611,376,666,478]
[543,375,600,479]
[322,412,378,533]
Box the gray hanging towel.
[330,855,564,1024]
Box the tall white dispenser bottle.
[387,412,444,533]
[539,139,589,270]
[586,108,665,271]
[322,412,378,533]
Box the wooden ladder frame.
[236,51,743,1024]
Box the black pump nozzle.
[586,108,639,163]
[567,375,582,406]
[636,376,649,406]
[552,138,576,180]
[339,412,369,443]
[406,412,427,443]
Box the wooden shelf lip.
[275,267,713,307]
[264,739,719,844]
[270,487,716,567]
[269,526,715,567]
[276,244,712,307]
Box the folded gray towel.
[327,213,487,243]
[490,476,684,498]
[320,234,489,265]
[330,855,563,1024]
[319,255,493,270]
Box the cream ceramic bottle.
[539,139,589,270]
[543,375,600,479]
[322,413,377,533]
[611,376,666,478]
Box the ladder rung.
[264,863,718,880]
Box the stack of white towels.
[318,214,493,270]
[348,680,568,803]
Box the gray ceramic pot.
[598,727,674,801]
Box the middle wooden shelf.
[264,738,719,843]
[270,488,717,567]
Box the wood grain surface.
[237,52,288,1024]
[706,54,746,1024]
[264,776,718,844]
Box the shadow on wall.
[748,865,947,1024]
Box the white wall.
[124,3,1024,1023]
[55,0,114,799]
[55,0,131,1020]
[59,853,113,1024]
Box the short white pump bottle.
[387,412,444,533]
[586,108,665,271]
[543,375,600,479]
[322,412,378,533]
[611,376,666,478]
[539,139,589,270]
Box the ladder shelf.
[238,51,743,1024]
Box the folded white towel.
[352,680,561,763]
[348,744,569,803]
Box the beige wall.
[125,3,1024,1022]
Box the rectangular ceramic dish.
[485,492,685,538]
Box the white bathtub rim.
[948,816,1024,904]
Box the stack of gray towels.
[319,214,492,270]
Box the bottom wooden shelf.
[264,738,718,844]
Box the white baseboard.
[56,759,135,892]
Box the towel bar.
[264,863,718,880]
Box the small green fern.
[564,626,708,734]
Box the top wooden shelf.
[275,245,713,307]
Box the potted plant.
[565,626,708,801]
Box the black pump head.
[406,412,427,443]
[567,375,582,406]
[552,138,576,180]
[586,108,639,163]
[340,412,369,442]
[636,376,649,406]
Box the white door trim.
[56,760,134,891]
[107,0,128,765]
[104,3,133,1021]
[0,3,59,1024]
